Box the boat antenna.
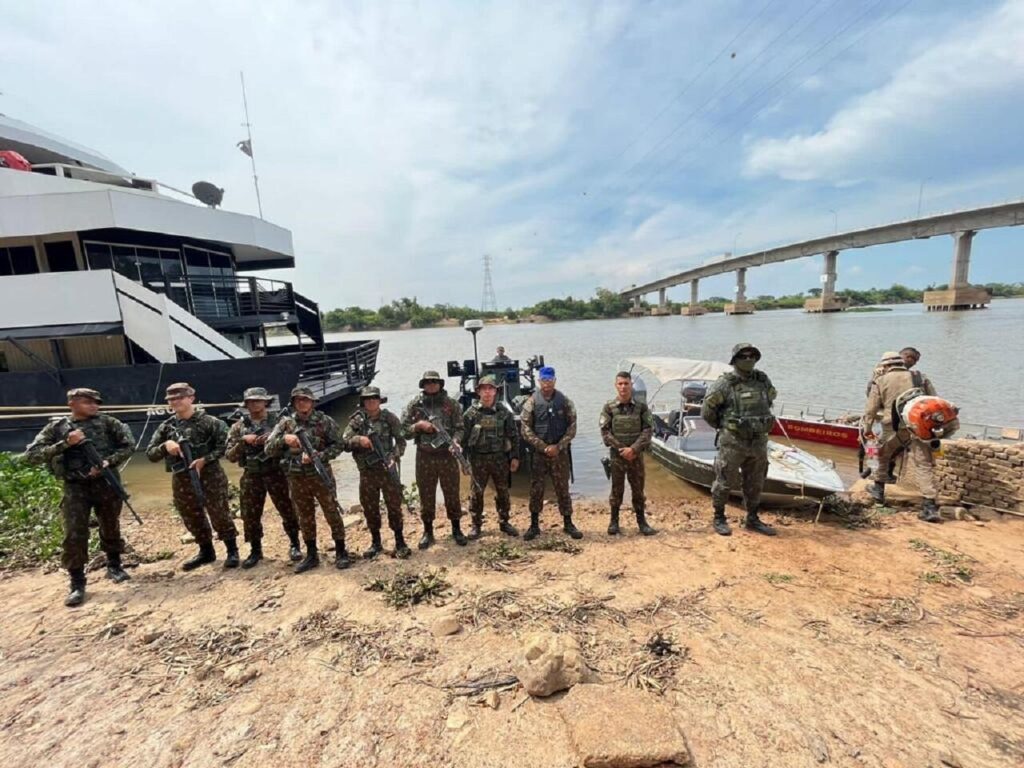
[238,71,264,219]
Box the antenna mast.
[481,254,498,313]
[239,71,264,219]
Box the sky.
[2,0,1023,309]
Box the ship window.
[113,245,139,280]
[137,247,164,283]
[84,242,113,270]
[9,245,39,275]
[44,241,78,272]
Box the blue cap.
[538,366,556,380]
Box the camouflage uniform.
[24,412,135,570]
[225,411,298,544]
[343,406,407,537]
[147,410,238,545]
[702,344,777,535]
[520,388,578,535]
[463,398,519,530]
[599,398,654,527]
[401,388,465,528]
[265,409,347,543]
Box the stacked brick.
[934,440,1024,513]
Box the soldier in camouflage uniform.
[266,387,351,572]
[147,383,241,569]
[24,388,135,607]
[520,366,583,541]
[225,387,301,568]
[401,370,467,549]
[343,386,410,559]
[463,375,521,539]
[701,344,777,537]
[599,372,657,537]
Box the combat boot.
[106,552,131,583]
[241,538,263,569]
[363,529,383,560]
[467,517,482,541]
[181,541,217,571]
[635,509,657,536]
[223,538,240,569]
[919,498,941,523]
[394,530,412,560]
[294,540,319,574]
[744,510,777,536]
[334,539,352,569]
[712,507,732,536]
[523,511,541,541]
[562,514,584,540]
[65,568,87,608]
[868,481,886,505]
[607,508,621,536]
[499,520,520,538]
[451,519,468,547]
[418,521,436,550]
[287,531,303,562]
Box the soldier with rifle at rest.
[463,375,521,540]
[343,386,410,559]
[225,387,301,568]
[266,387,351,572]
[147,383,240,570]
[24,388,137,607]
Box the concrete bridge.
[622,201,1024,316]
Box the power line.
[481,254,498,312]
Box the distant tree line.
[320,283,1023,331]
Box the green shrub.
[0,452,65,569]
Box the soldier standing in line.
[265,387,351,571]
[701,344,778,537]
[862,354,942,522]
[463,375,521,539]
[225,387,301,568]
[520,366,583,541]
[343,386,410,559]
[147,383,240,569]
[24,388,135,606]
[401,371,467,548]
[599,371,657,537]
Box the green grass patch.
[363,567,451,608]
[909,538,975,584]
[0,452,66,569]
[477,540,530,571]
[762,572,796,585]
[528,537,582,555]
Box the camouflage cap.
[67,387,102,403]
[290,386,318,402]
[419,370,445,388]
[242,386,274,402]
[359,386,387,403]
[475,375,498,390]
[165,382,196,400]
[729,343,761,363]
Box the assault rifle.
[369,431,403,491]
[295,427,346,514]
[62,420,143,524]
[172,431,206,510]
[427,415,482,494]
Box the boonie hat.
[242,386,274,403]
[359,386,388,403]
[419,370,445,388]
[476,375,498,390]
[290,386,318,402]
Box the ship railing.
[266,340,379,400]
[142,274,296,324]
[774,401,1022,443]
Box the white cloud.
[744,1,1024,183]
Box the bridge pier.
[651,286,671,315]
[628,295,647,317]
[725,267,754,315]
[804,250,849,313]
[924,230,990,311]
[680,279,705,316]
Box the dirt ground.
[1,492,1023,768]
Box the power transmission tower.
[481,254,498,312]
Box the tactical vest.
[411,393,457,450]
[466,406,510,454]
[722,372,774,439]
[532,390,569,445]
[351,410,397,470]
[609,403,644,446]
[56,416,118,480]
[164,413,221,472]
[238,412,280,474]
[282,412,332,475]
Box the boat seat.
[679,418,718,457]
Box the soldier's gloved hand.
[66,429,86,446]
[164,439,182,457]
[357,436,373,449]
[243,434,261,446]
[189,457,207,472]
[284,434,300,449]
[510,458,520,473]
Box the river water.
[123,299,1024,505]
